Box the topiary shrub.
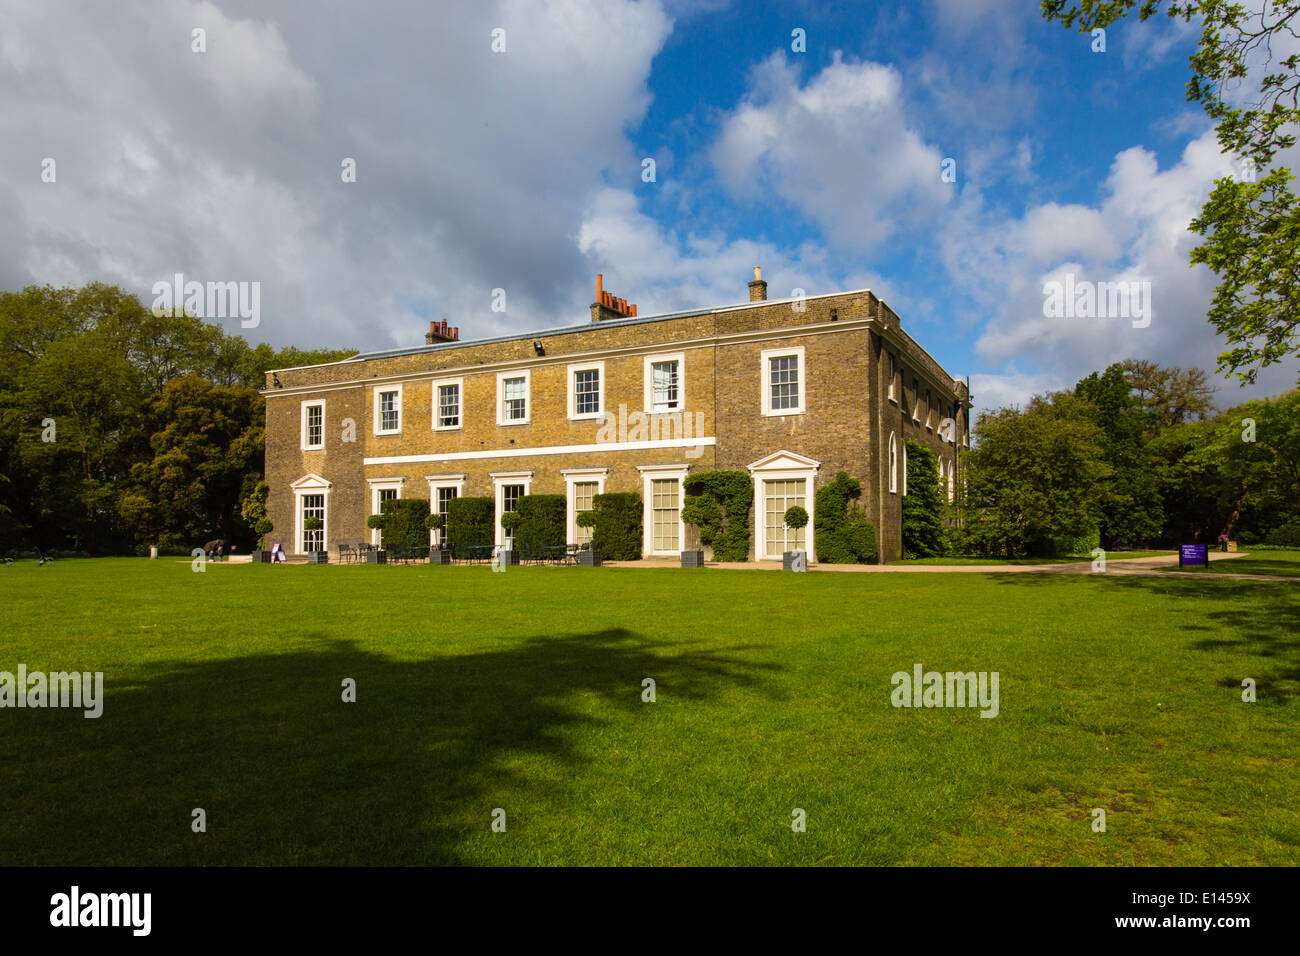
[784,505,809,530]
[425,513,445,532]
[372,498,431,551]
[682,470,752,561]
[815,471,877,563]
[590,491,643,560]
[446,496,494,553]
[902,441,944,557]
[513,494,566,552]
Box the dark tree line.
[952,359,1298,556]
[0,283,353,555]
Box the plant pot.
[577,550,602,567]
[252,550,272,564]
[363,549,387,564]
[499,550,519,566]
[680,550,705,568]
[430,548,451,565]
[308,551,329,564]
[783,550,808,571]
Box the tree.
[902,442,945,557]
[959,393,1111,556]
[1075,363,1165,546]
[122,375,264,550]
[1120,358,1217,428]
[1041,1,1300,382]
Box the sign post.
[1179,544,1208,568]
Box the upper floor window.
[433,378,462,430]
[645,352,685,414]
[888,353,897,402]
[761,346,805,416]
[926,389,933,429]
[568,362,604,420]
[301,400,324,450]
[374,385,402,435]
[888,432,898,494]
[911,380,920,422]
[497,370,530,425]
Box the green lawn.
[2,558,1296,866]
[896,551,1173,566]
[1171,549,1300,578]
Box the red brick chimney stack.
[426,319,460,344]
[591,273,638,322]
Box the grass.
[895,550,1173,566]
[1169,549,1300,578]
[1,558,1297,866]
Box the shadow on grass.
[982,572,1300,703]
[0,628,777,865]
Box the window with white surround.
[638,464,688,556]
[301,400,325,450]
[761,346,805,416]
[568,362,604,420]
[764,479,807,556]
[926,389,933,430]
[374,384,402,435]
[947,461,955,502]
[497,370,530,425]
[563,468,608,546]
[911,380,920,422]
[432,378,462,430]
[887,354,897,402]
[888,433,898,494]
[425,474,466,547]
[644,352,685,413]
[902,443,909,496]
[290,474,332,555]
[491,471,534,547]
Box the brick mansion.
[263,270,970,563]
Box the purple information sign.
[1179,544,1208,568]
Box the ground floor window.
[652,479,680,552]
[301,493,325,552]
[764,479,806,557]
[572,481,597,545]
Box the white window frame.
[887,353,897,403]
[925,389,933,431]
[638,464,689,557]
[888,432,898,495]
[567,361,605,421]
[760,345,806,417]
[432,377,464,431]
[367,477,405,546]
[644,352,686,415]
[491,471,534,548]
[290,473,332,555]
[300,399,325,451]
[902,442,909,496]
[948,460,955,502]
[497,370,531,426]
[562,468,608,546]
[425,474,467,546]
[911,379,920,424]
[373,383,403,436]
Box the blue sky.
[2,0,1296,414]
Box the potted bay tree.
[678,495,718,568]
[364,514,389,563]
[499,511,521,566]
[782,506,809,571]
[575,510,602,566]
[426,513,450,564]
[304,516,328,563]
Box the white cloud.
[710,52,951,249]
[0,0,674,348]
